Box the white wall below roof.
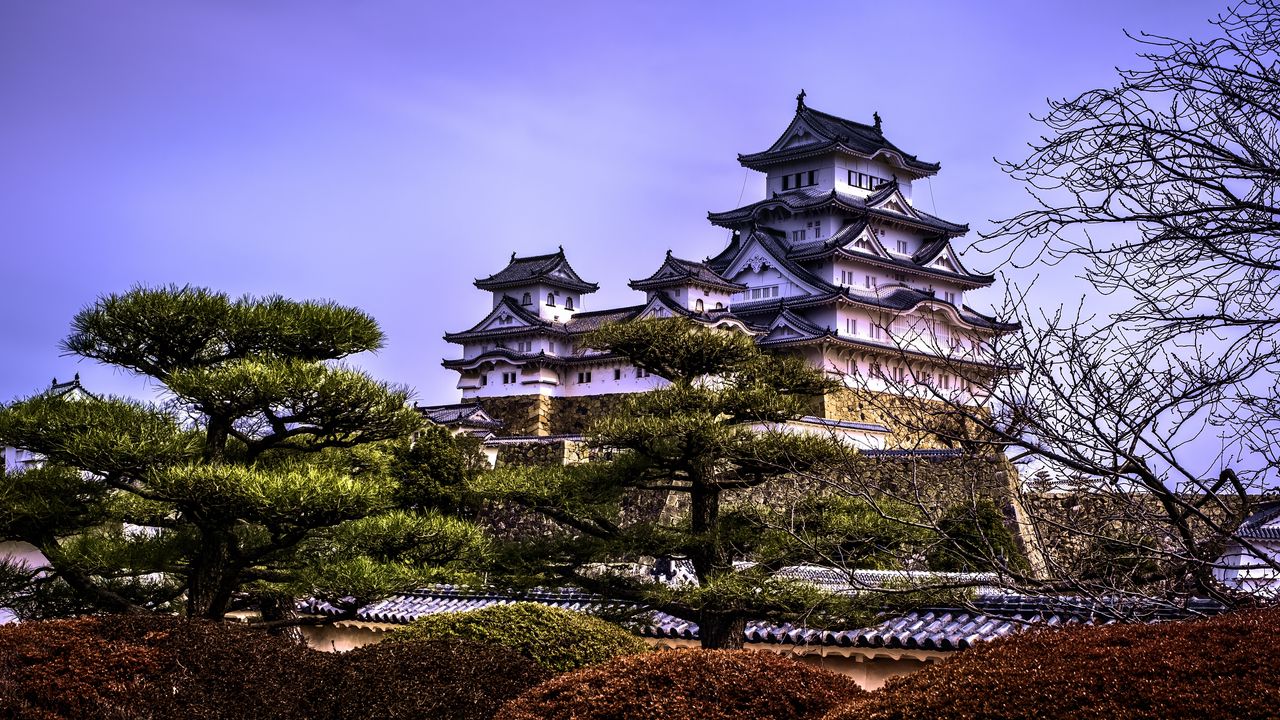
[491,284,582,322]
[834,158,910,200]
[1216,542,1280,596]
[459,358,668,399]
[744,419,887,450]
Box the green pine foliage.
[471,318,917,648]
[926,499,1028,573]
[386,602,647,672]
[0,285,487,621]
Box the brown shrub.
[824,607,1280,720]
[0,614,337,720]
[331,638,551,720]
[496,648,866,720]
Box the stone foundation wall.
[549,394,632,435]
[816,388,992,451]
[475,395,553,436]
[474,393,634,437]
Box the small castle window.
[521,292,532,306]
[565,296,574,310]
[715,301,723,309]
[547,293,556,307]
[637,367,651,379]
[577,371,592,384]
[614,368,622,380]
[695,299,704,312]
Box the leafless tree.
[809,0,1280,615]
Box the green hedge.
[385,602,647,672]
[497,649,865,720]
[824,607,1280,720]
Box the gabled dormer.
[475,247,599,322]
[912,238,995,286]
[629,251,745,313]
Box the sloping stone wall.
[475,395,553,436]
[549,394,632,435]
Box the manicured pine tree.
[0,285,485,621]
[474,318,916,649]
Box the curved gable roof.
[629,251,747,293]
[739,100,940,177]
[708,187,968,238]
[475,248,599,293]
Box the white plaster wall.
[764,158,838,195]
[729,267,809,301]
[834,157,910,200]
[1216,542,1280,595]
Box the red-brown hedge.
[824,607,1280,720]
[496,648,866,720]
[331,638,551,720]
[0,614,337,720]
[0,616,552,720]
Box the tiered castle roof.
[437,95,1017,410]
[708,182,968,237]
[737,94,941,177]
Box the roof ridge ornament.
[796,89,806,112]
[873,111,882,133]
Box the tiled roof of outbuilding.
[301,584,1221,653]
[1236,501,1280,540]
[416,403,505,430]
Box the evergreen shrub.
[385,602,647,671]
[496,648,866,720]
[823,607,1280,720]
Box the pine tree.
[474,318,916,648]
[0,286,485,621]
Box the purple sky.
[0,1,1222,406]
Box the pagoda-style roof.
[629,251,747,293]
[738,96,940,178]
[788,224,994,287]
[705,226,843,296]
[727,283,1017,333]
[754,323,1014,370]
[708,185,968,238]
[474,248,599,293]
[443,295,551,343]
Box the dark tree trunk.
[186,526,236,619]
[688,473,729,579]
[699,611,747,649]
[259,592,305,643]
